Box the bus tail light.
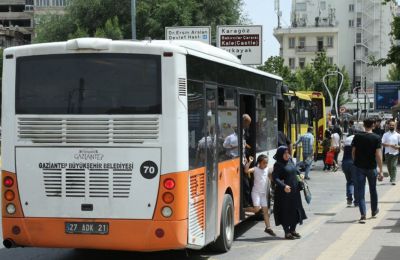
[2,171,24,218]
[162,192,174,204]
[6,204,16,215]
[164,179,175,190]
[4,190,15,201]
[3,177,14,188]
[161,206,173,218]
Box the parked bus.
[298,91,326,160]
[278,91,311,161]
[278,91,326,161]
[1,38,282,252]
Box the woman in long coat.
[272,146,307,239]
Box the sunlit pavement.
[1,160,400,260]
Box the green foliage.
[257,56,291,79]
[95,17,123,39]
[388,65,400,81]
[35,0,245,43]
[259,52,351,107]
[34,14,76,43]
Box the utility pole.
[364,77,367,118]
[356,87,359,121]
[131,0,136,40]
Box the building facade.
[274,0,396,110]
[0,0,68,48]
[0,0,34,47]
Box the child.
[321,130,332,171]
[325,147,336,171]
[244,154,276,237]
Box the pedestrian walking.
[242,114,252,207]
[244,155,276,237]
[348,120,356,136]
[294,127,314,180]
[331,127,341,171]
[272,146,307,240]
[352,118,384,223]
[382,120,400,185]
[342,133,357,207]
[373,119,385,138]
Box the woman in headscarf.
[272,146,307,240]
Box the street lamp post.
[323,69,344,121]
[131,0,136,40]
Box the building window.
[296,3,307,11]
[36,0,46,6]
[348,20,354,27]
[327,36,334,48]
[320,1,326,11]
[356,33,362,43]
[299,37,306,48]
[317,37,324,51]
[327,57,333,65]
[357,17,362,27]
[349,4,354,12]
[299,58,306,69]
[289,37,295,49]
[289,58,296,69]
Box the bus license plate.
[65,222,109,235]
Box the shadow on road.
[0,217,266,260]
[373,219,400,233]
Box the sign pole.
[131,0,136,40]
[364,77,367,119]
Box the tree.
[34,0,246,43]
[259,52,351,107]
[95,17,123,39]
[257,56,291,79]
[388,65,400,81]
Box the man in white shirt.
[382,120,400,185]
[331,128,341,171]
[223,129,239,158]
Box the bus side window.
[265,95,278,150]
[218,87,239,162]
[256,94,267,153]
[188,81,206,169]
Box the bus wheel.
[212,194,234,252]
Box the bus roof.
[4,38,283,81]
[297,91,324,99]
[286,91,312,101]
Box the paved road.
[1,161,400,260]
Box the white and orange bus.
[1,38,282,252]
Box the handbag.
[303,181,312,204]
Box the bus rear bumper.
[2,217,188,252]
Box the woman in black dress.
[272,146,307,239]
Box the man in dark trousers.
[352,118,384,224]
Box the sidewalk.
[211,161,400,260]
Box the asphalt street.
[1,160,400,260]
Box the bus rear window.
[16,53,161,114]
